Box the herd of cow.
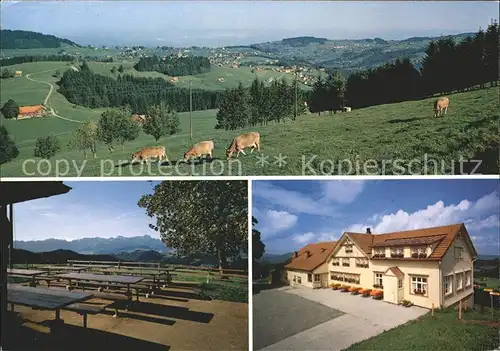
[130,132,261,165]
[129,97,449,165]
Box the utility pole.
[189,80,193,140]
[294,71,298,121]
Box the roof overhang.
[0,181,71,206]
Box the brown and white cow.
[226,132,261,160]
[434,97,450,118]
[184,140,214,162]
[130,146,168,164]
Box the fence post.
[458,299,462,320]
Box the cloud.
[345,191,500,250]
[253,180,365,216]
[292,231,340,245]
[256,210,298,239]
[320,180,365,204]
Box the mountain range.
[14,235,171,255]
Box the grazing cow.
[130,146,168,164]
[184,140,214,162]
[226,132,260,160]
[434,97,450,118]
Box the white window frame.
[411,276,428,296]
[345,245,353,253]
[464,270,472,287]
[374,273,383,286]
[332,258,340,266]
[342,258,350,267]
[314,274,321,282]
[398,279,403,289]
[456,272,463,291]
[297,276,302,284]
[444,275,453,296]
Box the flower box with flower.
[411,253,419,258]
[391,253,397,258]
[332,262,340,266]
[373,254,380,258]
[373,284,383,289]
[380,253,386,258]
[342,263,350,267]
[413,289,426,295]
[397,253,404,258]
[370,289,383,299]
[349,287,361,295]
[418,253,427,258]
[360,289,372,297]
[340,285,350,292]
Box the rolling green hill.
[1,80,497,176]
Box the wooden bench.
[63,303,106,328]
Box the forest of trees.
[215,78,308,130]
[134,55,211,76]
[57,61,222,113]
[0,54,74,67]
[310,23,499,111]
[0,29,79,49]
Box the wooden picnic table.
[8,268,49,286]
[41,266,88,272]
[56,273,144,300]
[91,268,172,287]
[7,284,93,327]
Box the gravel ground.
[253,288,344,350]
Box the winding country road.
[24,69,83,123]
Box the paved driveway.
[260,286,429,351]
[253,288,344,350]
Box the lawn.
[345,307,500,351]
[476,277,500,289]
[1,61,499,176]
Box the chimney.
[293,251,298,258]
[306,250,311,258]
[366,228,372,234]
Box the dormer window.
[373,248,385,258]
[390,248,404,258]
[411,247,427,258]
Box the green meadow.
[1,61,498,177]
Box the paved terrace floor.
[4,282,248,351]
[260,286,429,351]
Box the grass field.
[476,277,500,289]
[346,306,500,351]
[1,61,499,176]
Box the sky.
[12,181,161,242]
[252,179,500,256]
[1,1,498,47]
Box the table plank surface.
[42,266,87,271]
[7,284,93,310]
[56,273,144,284]
[7,269,47,276]
[94,268,168,277]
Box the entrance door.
[397,278,404,303]
[321,274,328,288]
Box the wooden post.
[458,299,462,320]
[432,303,434,317]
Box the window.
[355,258,369,268]
[314,274,321,282]
[456,273,463,291]
[411,247,427,258]
[398,279,403,289]
[344,273,360,284]
[297,276,302,284]
[374,273,383,287]
[345,245,353,253]
[331,272,344,281]
[444,275,453,295]
[332,258,340,266]
[342,258,350,267]
[454,247,464,261]
[308,274,312,282]
[293,276,296,282]
[411,276,428,296]
[373,248,386,257]
[465,271,472,287]
[391,247,404,258]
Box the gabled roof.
[285,241,337,272]
[343,223,477,260]
[385,267,404,279]
[19,105,45,114]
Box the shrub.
[198,282,247,303]
[0,125,19,164]
[1,99,19,119]
[34,135,60,159]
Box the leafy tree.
[1,69,14,79]
[1,99,19,119]
[325,71,346,113]
[110,66,117,74]
[118,65,124,73]
[252,216,265,260]
[34,134,60,159]
[67,121,98,158]
[138,180,248,273]
[309,76,327,115]
[52,69,61,78]
[215,83,252,130]
[0,125,19,164]
[143,101,179,143]
[97,107,135,151]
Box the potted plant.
[360,288,372,297]
[350,287,361,295]
[370,290,383,300]
[400,299,414,307]
[340,285,350,292]
[331,283,341,290]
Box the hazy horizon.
[1,1,498,47]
